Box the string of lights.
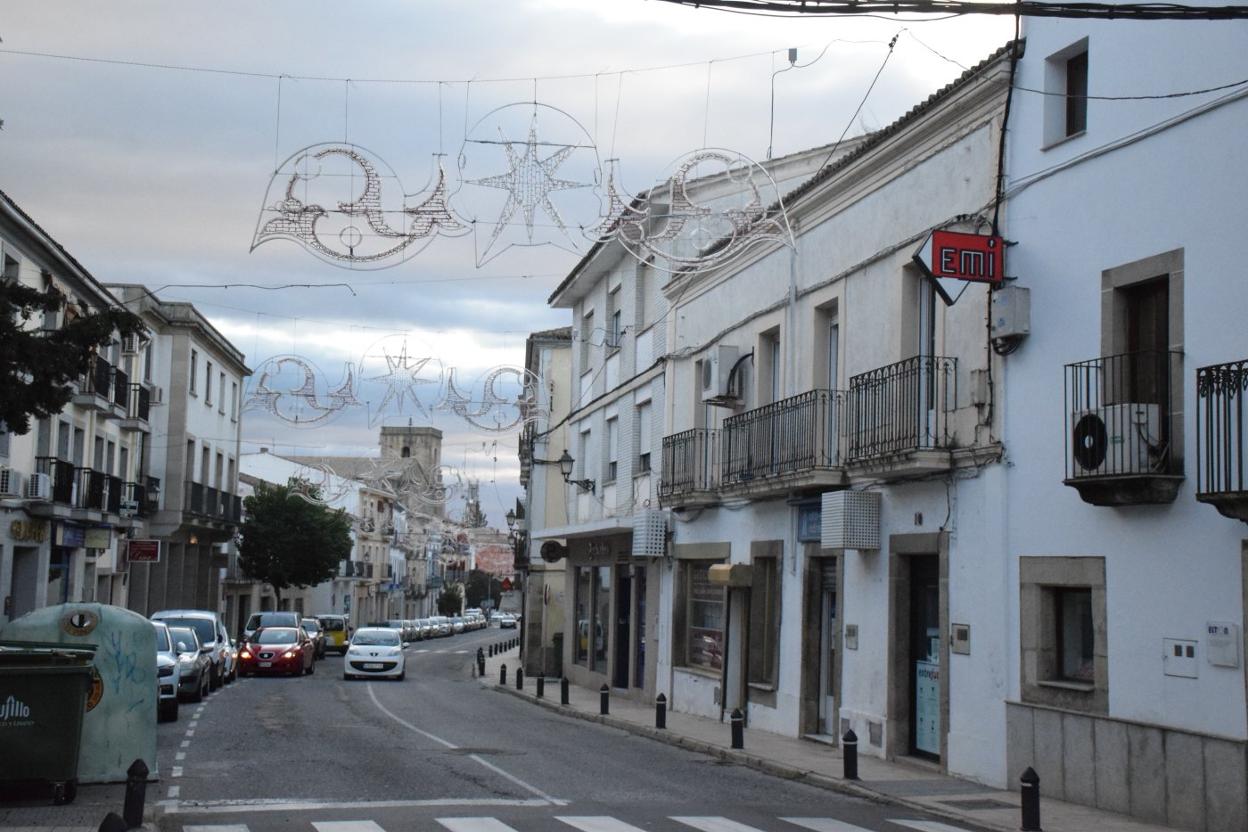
[651,0,1248,20]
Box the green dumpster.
[0,642,95,804]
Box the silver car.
[153,609,233,689]
[153,622,179,722]
[167,625,212,702]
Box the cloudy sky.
[0,1,1011,525]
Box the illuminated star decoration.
[366,343,441,422]
[467,118,590,260]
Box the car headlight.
[239,650,252,659]
[158,665,174,677]
[283,651,296,659]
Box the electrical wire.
[816,33,899,173]
[650,0,1248,20]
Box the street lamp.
[505,508,516,530]
[557,449,595,494]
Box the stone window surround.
[1019,555,1109,714]
[671,542,728,676]
[747,540,783,698]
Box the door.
[614,565,631,688]
[1123,277,1169,404]
[818,558,839,735]
[10,547,39,620]
[633,567,646,688]
[909,557,941,759]
[827,321,841,463]
[916,277,937,443]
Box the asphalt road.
[153,625,983,832]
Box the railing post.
[515,667,524,690]
[842,729,859,780]
[655,693,667,729]
[476,647,485,676]
[1020,767,1041,831]
[536,675,544,699]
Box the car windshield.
[248,612,296,630]
[319,618,345,631]
[169,627,198,653]
[254,628,298,645]
[153,625,171,652]
[301,621,318,633]
[163,617,215,646]
[353,630,400,646]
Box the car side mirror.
[200,645,213,654]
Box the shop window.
[748,556,781,686]
[594,566,611,669]
[574,567,591,665]
[682,561,725,671]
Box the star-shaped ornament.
[366,344,441,421]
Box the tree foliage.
[238,479,353,603]
[0,282,144,435]
[464,569,503,609]
[436,585,464,616]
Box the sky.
[0,1,1012,526]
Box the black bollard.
[536,675,545,698]
[98,812,127,832]
[1020,767,1041,831]
[560,676,570,705]
[123,758,149,828]
[843,729,859,780]
[477,648,485,676]
[655,693,667,729]
[516,667,524,690]
[500,663,507,686]
[730,708,745,749]
[489,644,494,657]
[600,683,610,715]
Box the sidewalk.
[478,645,1173,832]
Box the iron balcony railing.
[124,481,148,516]
[105,474,122,514]
[185,480,205,515]
[35,457,75,503]
[82,356,113,400]
[1063,350,1182,480]
[74,467,106,510]
[721,389,847,485]
[206,486,221,518]
[660,428,719,498]
[112,367,129,409]
[846,356,957,461]
[1196,359,1247,498]
[127,383,150,421]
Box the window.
[1056,589,1094,682]
[683,561,724,671]
[218,372,226,414]
[605,417,619,483]
[1043,39,1089,146]
[189,349,198,394]
[574,567,592,665]
[143,342,153,382]
[580,309,594,369]
[1065,50,1088,137]
[205,361,213,406]
[1019,556,1107,713]
[231,382,238,421]
[748,555,780,686]
[0,421,9,458]
[636,402,652,474]
[607,286,622,349]
[578,428,591,485]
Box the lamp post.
[557,449,596,494]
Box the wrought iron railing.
[1196,359,1247,498]
[35,457,75,503]
[82,356,113,400]
[75,467,106,510]
[185,480,205,515]
[721,389,847,484]
[1063,350,1182,480]
[112,367,129,408]
[846,356,957,461]
[124,481,148,516]
[127,383,150,421]
[660,428,719,497]
[206,486,221,518]
[105,474,122,513]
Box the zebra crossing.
[181,815,973,832]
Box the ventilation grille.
[821,491,880,550]
[631,509,668,557]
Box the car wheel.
[343,673,352,681]
[191,678,204,703]
[306,661,314,676]
[208,666,220,691]
[158,700,179,722]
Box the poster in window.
[688,565,724,670]
[915,659,940,755]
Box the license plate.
[364,662,383,670]
[259,661,272,668]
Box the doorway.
[909,557,941,759]
[817,557,839,735]
[10,547,39,620]
[614,564,631,688]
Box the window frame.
[189,349,198,395]
[205,360,213,406]
[681,560,725,673]
[1019,556,1108,713]
[747,554,781,688]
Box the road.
[153,625,983,832]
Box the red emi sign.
[913,230,1004,302]
[127,539,160,563]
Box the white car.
[498,613,517,629]
[343,627,406,681]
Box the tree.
[237,479,353,606]
[464,569,503,609]
[436,585,463,616]
[1,282,144,435]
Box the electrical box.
[1163,638,1199,679]
[844,623,859,650]
[991,284,1030,340]
[1207,621,1241,668]
[951,623,971,655]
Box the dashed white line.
[185,729,195,737]
[176,752,186,761]
[171,766,184,778]
[180,739,191,748]
[167,785,180,799]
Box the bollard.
[536,675,545,699]
[600,683,610,715]
[560,676,570,705]
[489,644,494,657]
[123,758,149,828]
[477,648,486,677]
[730,708,745,749]
[516,667,524,690]
[655,693,667,729]
[98,812,127,832]
[500,663,507,686]
[843,729,859,780]
[1020,767,1041,831]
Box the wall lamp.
[532,448,596,494]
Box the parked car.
[498,613,517,629]
[316,614,351,654]
[343,627,405,681]
[433,616,452,637]
[152,609,232,689]
[450,617,466,635]
[167,625,212,702]
[301,618,326,659]
[384,619,410,642]
[152,621,180,722]
[241,611,301,643]
[238,627,315,677]
[418,619,434,639]
[404,619,422,641]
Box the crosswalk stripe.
[781,819,876,832]
[888,821,969,832]
[437,818,522,832]
[313,823,388,832]
[673,818,767,832]
[183,826,249,832]
[558,816,650,832]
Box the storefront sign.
[58,524,86,548]
[797,504,821,543]
[127,539,160,563]
[84,527,111,549]
[913,230,1004,305]
[9,519,48,543]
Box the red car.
[238,627,315,677]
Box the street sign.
[913,230,1004,305]
[500,577,513,592]
[127,539,160,563]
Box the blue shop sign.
[797,504,821,543]
[58,523,86,548]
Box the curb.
[488,681,1004,832]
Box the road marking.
[167,786,180,799]
[365,682,567,806]
[183,825,248,832]
[416,649,430,653]
[156,797,552,815]
[673,819,767,832]
[454,649,470,654]
[782,820,877,832]
[558,817,649,832]
[437,819,521,832]
[190,720,200,728]
[175,752,186,761]
[185,729,195,737]
[181,740,191,748]
[313,822,388,832]
[887,822,970,832]
[171,766,184,778]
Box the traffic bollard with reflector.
[656,693,667,729]
[843,729,859,780]
[730,709,744,749]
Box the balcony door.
[1122,278,1169,405]
[827,321,840,465]
[916,278,938,444]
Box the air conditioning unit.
[25,472,51,500]
[631,509,668,557]
[150,385,164,405]
[700,344,740,403]
[1070,403,1164,476]
[0,467,21,497]
[821,490,881,550]
[122,333,141,354]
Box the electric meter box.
[1207,621,1241,668]
[991,284,1030,340]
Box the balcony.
[185,480,205,516]
[660,428,719,506]
[112,367,129,410]
[120,383,151,433]
[74,467,105,511]
[1196,359,1248,521]
[31,457,74,504]
[124,481,148,517]
[71,356,125,418]
[1063,350,1184,506]
[105,474,122,514]
[845,355,958,477]
[719,390,847,496]
[206,486,221,518]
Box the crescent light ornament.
[243,355,361,428]
[436,365,545,433]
